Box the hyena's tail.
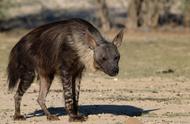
[7,45,21,91]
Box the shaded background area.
[0,0,190,31]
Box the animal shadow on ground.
[26,105,159,118]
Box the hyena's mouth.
[101,67,119,77]
[94,61,119,76]
[106,70,119,76]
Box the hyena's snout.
[108,65,119,76]
[102,63,119,76]
[111,67,119,75]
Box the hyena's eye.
[114,56,120,61]
[102,57,107,61]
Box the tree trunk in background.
[127,0,163,29]
[96,0,111,31]
[141,0,163,28]
[126,0,142,29]
[184,12,190,27]
[183,0,190,27]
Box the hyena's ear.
[112,29,124,47]
[86,32,97,50]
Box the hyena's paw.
[47,115,60,121]
[13,115,26,121]
[69,114,88,122]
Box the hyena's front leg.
[61,70,87,122]
[75,73,82,110]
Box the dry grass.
[1,30,190,80]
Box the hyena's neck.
[72,41,96,72]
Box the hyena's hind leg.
[37,74,60,121]
[14,70,35,120]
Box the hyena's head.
[87,30,124,76]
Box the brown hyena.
[7,18,124,122]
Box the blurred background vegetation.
[0,0,190,31]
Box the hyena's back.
[7,18,104,90]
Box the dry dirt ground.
[0,75,190,124]
[0,31,190,124]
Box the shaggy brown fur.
[7,18,124,122]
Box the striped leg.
[14,71,35,120]
[37,75,59,121]
[61,70,87,122]
[75,73,82,110]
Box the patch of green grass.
[118,33,190,79]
